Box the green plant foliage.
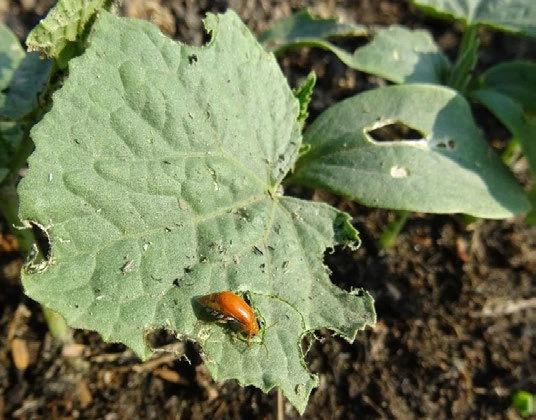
[290,84,530,218]
[470,89,536,178]
[526,185,536,225]
[446,26,479,92]
[18,10,375,413]
[293,71,316,126]
[473,61,536,113]
[412,0,536,36]
[259,10,450,84]
[348,25,450,84]
[0,123,23,183]
[26,0,112,67]
[0,23,25,181]
[0,21,53,120]
[0,22,26,112]
[0,52,52,120]
[471,61,536,177]
[258,9,367,50]
[513,390,535,418]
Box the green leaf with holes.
[412,0,536,36]
[18,10,375,414]
[290,84,530,218]
[259,10,450,84]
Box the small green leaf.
[291,84,530,218]
[471,61,536,179]
[258,9,368,50]
[260,10,450,84]
[474,61,536,113]
[413,0,536,36]
[470,88,536,177]
[513,390,535,418]
[26,0,111,65]
[18,11,375,413]
[0,22,26,109]
[0,21,52,120]
[293,71,316,126]
[0,52,52,120]
[349,25,450,84]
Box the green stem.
[379,210,409,249]
[42,306,71,342]
[500,137,521,166]
[447,25,480,93]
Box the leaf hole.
[145,328,181,349]
[366,121,424,143]
[30,221,51,261]
[328,36,370,55]
[323,245,361,294]
[188,54,198,64]
[143,328,204,373]
[433,138,456,150]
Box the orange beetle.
[197,291,259,343]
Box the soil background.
[1,1,536,419]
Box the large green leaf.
[259,10,450,84]
[413,0,536,36]
[18,10,375,413]
[290,84,530,218]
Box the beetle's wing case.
[198,293,235,321]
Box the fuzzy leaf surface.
[291,84,530,218]
[18,11,375,413]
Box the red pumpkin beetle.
[197,291,259,343]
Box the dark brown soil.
[1,1,535,419]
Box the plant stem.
[500,137,521,166]
[447,25,480,93]
[379,210,409,249]
[42,306,71,343]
